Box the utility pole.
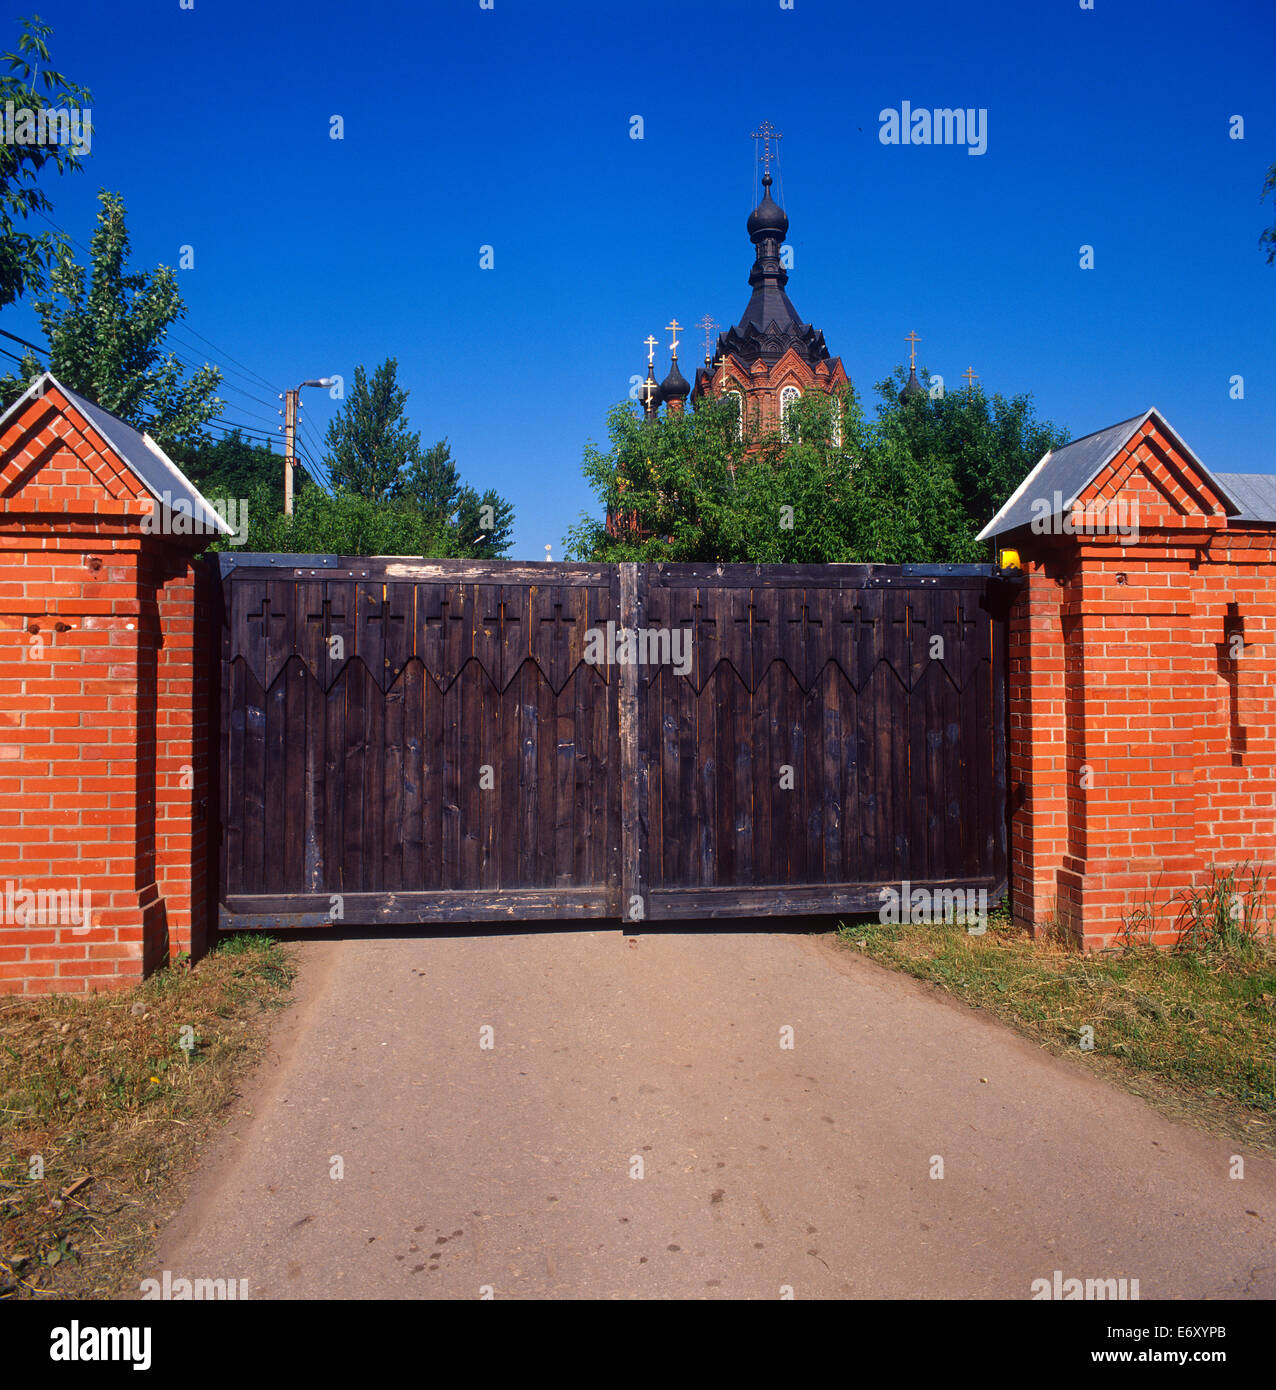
[283,389,298,515]
[281,378,334,515]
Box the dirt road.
[144,928,1276,1299]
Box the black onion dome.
[720,167,830,370]
[660,359,690,401]
[746,173,789,241]
[899,366,926,403]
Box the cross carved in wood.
[424,596,468,628]
[363,601,407,634]
[363,594,408,668]
[947,604,978,643]
[733,601,771,629]
[841,605,878,643]
[691,601,717,636]
[303,597,349,661]
[305,596,347,630]
[246,595,289,634]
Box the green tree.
[453,484,515,556]
[0,16,92,310]
[878,366,1068,538]
[322,358,420,501]
[566,373,1066,564]
[179,429,293,515]
[398,437,462,524]
[0,190,223,446]
[241,484,445,556]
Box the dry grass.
[0,934,295,1299]
[836,903,1276,1151]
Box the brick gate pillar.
[0,377,225,993]
[994,408,1276,948]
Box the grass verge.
[835,903,1276,1151]
[0,934,295,1299]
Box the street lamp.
[283,377,335,515]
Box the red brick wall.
[0,383,216,993]
[1007,416,1276,948]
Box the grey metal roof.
[977,413,1148,541]
[0,372,231,535]
[977,408,1236,542]
[1213,471,1276,522]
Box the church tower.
[692,122,848,436]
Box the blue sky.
[6,0,1275,558]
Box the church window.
[726,389,743,440]
[780,386,801,440]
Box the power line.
[299,413,326,456]
[167,322,281,396]
[212,400,281,429]
[204,417,285,446]
[216,377,283,413]
[0,326,48,357]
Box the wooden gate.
[216,556,1013,927]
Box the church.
[635,121,926,439]
[612,122,925,538]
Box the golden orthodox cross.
[644,334,658,367]
[906,330,920,370]
[751,120,783,176]
[962,365,979,392]
[666,319,682,356]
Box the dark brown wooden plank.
[223,657,245,896]
[441,666,463,892]
[618,563,645,921]
[421,660,442,890]
[401,659,425,890]
[283,656,306,893]
[648,879,1004,920]
[498,609,521,890]
[458,625,483,891]
[535,660,556,889]
[303,650,325,894]
[241,665,265,895]
[516,661,538,888]
[323,663,346,897]
[554,662,575,887]
[363,640,385,891]
[222,887,612,925]
[342,658,367,891]
[382,661,405,892]
[695,612,718,889]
